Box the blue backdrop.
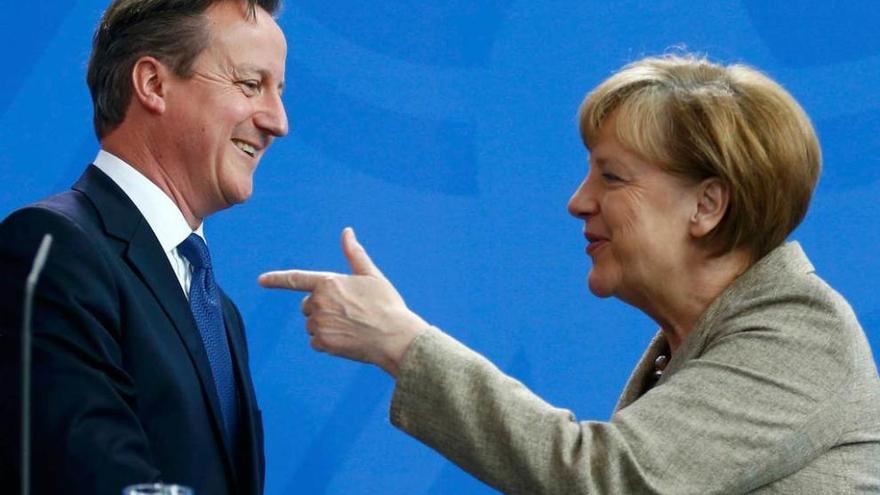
[2,1,878,493]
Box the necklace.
[653,353,669,382]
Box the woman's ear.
[130,56,167,114]
[690,178,729,239]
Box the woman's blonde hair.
[579,54,821,260]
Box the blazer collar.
[669,242,814,371]
[613,242,813,411]
[72,165,142,242]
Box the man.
[0,0,287,493]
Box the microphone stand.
[21,234,53,495]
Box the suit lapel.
[221,297,262,493]
[72,166,238,479]
[125,225,231,442]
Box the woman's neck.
[640,248,752,353]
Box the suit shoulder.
[0,190,113,270]
[2,189,101,234]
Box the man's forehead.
[206,3,285,43]
[205,0,277,26]
[203,3,286,50]
[199,4,286,84]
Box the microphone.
[21,234,52,495]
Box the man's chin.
[222,180,254,206]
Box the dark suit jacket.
[0,166,264,494]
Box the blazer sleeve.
[389,280,858,495]
[0,206,161,493]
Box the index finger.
[257,270,338,292]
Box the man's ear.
[131,56,167,114]
[690,178,729,239]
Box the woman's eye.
[602,172,622,182]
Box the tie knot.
[178,233,212,270]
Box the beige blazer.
[390,242,880,494]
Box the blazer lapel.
[613,332,668,412]
[73,165,238,478]
[221,298,262,493]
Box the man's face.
[162,1,288,220]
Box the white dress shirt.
[93,149,203,297]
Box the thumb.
[341,227,383,278]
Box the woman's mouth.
[586,239,608,255]
[584,232,609,255]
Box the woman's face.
[568,115,701,304]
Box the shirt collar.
[93,149,205,252]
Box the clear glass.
[122,483,193,495]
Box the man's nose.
[256,91,288,138]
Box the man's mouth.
[232,139,257,157]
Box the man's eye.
[238,80,261,94]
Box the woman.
[260,55,880,493]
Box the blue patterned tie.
[178,233,239,448]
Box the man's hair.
[87,0,281,139]
[578,54,821,261]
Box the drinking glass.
[122,483,193,495]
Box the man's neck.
[102,131,203,230]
